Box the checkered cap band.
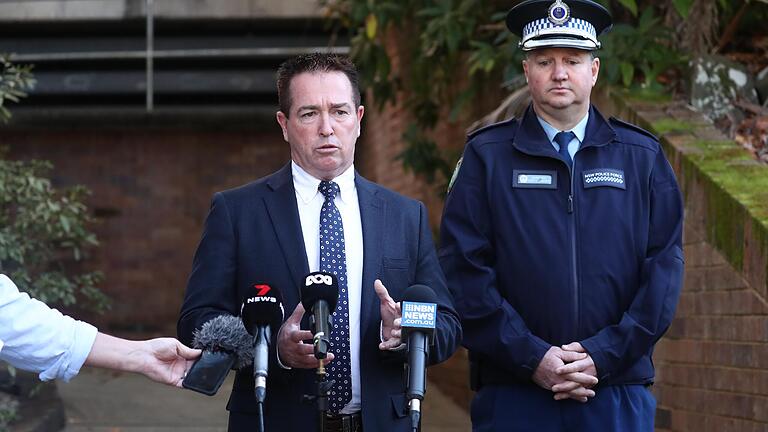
[521,17,597,45]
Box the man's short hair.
[276,53,361,117]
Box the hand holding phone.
[182,350,236,396]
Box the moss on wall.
[606,91,768,296]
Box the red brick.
[684,242,728,268]
[6,128,288,330]
[657,363,768,396]
[661,409,768,432]
[655,385,768,422]
[670,316,768,342]
[683,265,748,293]
[677,290,768,316]
[655,339,768,369]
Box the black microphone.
[401,284,438,432]
[241,284,285,404]
[300,271,339,359]
[184,315,253,395]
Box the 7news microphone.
[241,284,285,404]
[300,271,339,360]
[401,284,439,432]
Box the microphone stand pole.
[254,326,269,432]
[303,303,333,432]
[257,402,265,432]
[316,360,330,432]
[303,357,333,432]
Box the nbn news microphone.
[401,284,438,432]
[241,284,285,404]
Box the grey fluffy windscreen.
[192,315,254,370]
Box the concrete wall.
[0,0,323,21]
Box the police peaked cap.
[506,0,612,51]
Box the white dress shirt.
[0,274,97,381]
[292,161,363,414]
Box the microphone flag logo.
[305,274,333,286]
[401,301,437,329]
[254,284,271,296]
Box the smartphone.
[182,350,236,396]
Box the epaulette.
[609,117,658,141]
[466,117,518,140]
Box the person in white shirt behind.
[0,274,200,387]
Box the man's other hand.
[277,303,334,368]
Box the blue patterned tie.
[554,131,576,169]
[318,180,352,414]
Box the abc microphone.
[241,284,285,404]
[401,284,438,432]
[300,271,339,360]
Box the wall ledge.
[599,87,768,299]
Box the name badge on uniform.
[513,170,557,189]
[582,168,626,190]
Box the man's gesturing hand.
[375,279,403,350]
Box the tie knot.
[319,180,340,199]
[554,131,576,148]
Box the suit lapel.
[356,174,385,338]
[264,164,309,299]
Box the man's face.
[523,48,599,115]
[276,71,364,181]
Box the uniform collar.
[537,111,589,144]
[513,104,616,157]
[291,161,357,205]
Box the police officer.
[439,0,684,430]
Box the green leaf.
[60,215,71,233]
[365,13,378,40]
[620,62,635,87]
[672,0,694,19]
[616,0,638,16]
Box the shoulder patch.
[609,117,658,141]
[467,117,518,140]
[447,156,463,194]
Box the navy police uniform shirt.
[439,104,684,386]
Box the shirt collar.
[291,161,356,205]
[537,111,590,144]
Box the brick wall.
[600,95,768,431]
[651,207,768,431]
[4,126,288,331]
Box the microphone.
[300,271,339,360]
[184,315,253,395]
[241,284,285,404]
[401,284,438,432]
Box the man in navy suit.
[178,53,461,432]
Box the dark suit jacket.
[178,164,461,432]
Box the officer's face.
[276,71,364,181]
[523,48,599,116]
